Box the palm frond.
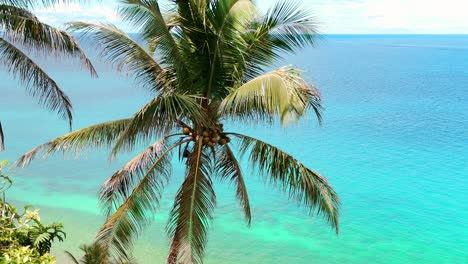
[147,11,179,55]
[0,120,4,151]
[167,139,216,264]
[66,21,170,92]
[96,139,184,262]
[100,136,175,216]
[0,3,35,18]
[263,0,319,52]
[118,0,189,81]
[216,144,251,225]
[66,242,110,264]
[172,0,204,30]
[203,0,257,99]
[234,0,319,81]
[0,5,97,76]
[64,250,80,264]
[14,118,132,167]
[111,93,208,156]
[230,132,340,233]
[0,36,73,128]
[190,0,208,18]
[219,67,322,126]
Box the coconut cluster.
[182,125,231,147]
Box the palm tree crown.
[0,0,97,151]
[66,243,137,264]
[16,0,340,263]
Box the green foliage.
[219,67,322,126]
[0,162,64,263]
[0,161,12,192]
[66,242,137,264]
[28,219,66,255]
[16,1,340,263]
[2,246,56,264]
[66,243,107,264]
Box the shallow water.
[1,35,467,263]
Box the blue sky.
[34,0,468,34]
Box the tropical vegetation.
[0,160,65,263]
[66,242,137,264]
[16,0,340,263]
[0,0,96,151]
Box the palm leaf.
[0,4,97,76]
[14,118,132,167]
[96,139,185,262]
[167,139,216,264]
[101,136,174,216]
[0,36,73,128]
[202,0,257,99]
[219,67,322,126]
[234,0,319,81]
[263,0,319,52]
[146,11,180,55]
[66,21,169,92]
[65,242,112,264]
[64,251,80,264]
[118,0,189,83]
[110,92,209,156]
[0,3,35,18]
[188,0,208,19]
[230,132,340,233]
[216,144,251,225]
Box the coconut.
[203,137,210,143]
[218,138,227,145]
[211,137,218,143]
[202,131,209,137]
[207,141,215,147]
[183,127,190,135]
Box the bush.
[2,246,56,264]
[0,161,65,263]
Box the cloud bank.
[34,2,119,29]
[34,0,468,34]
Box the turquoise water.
[1,35,467,263]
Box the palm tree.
[0,0,97,151]
[16,0,340,263]
[66,243,137,264]
[66,244,108,264]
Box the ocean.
[0,35,467,263]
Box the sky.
[34,0,468,34]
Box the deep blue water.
[0,35,467,263]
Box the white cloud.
[301,0,468,34]
[33,0,468,34]
[34,2,120,29]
